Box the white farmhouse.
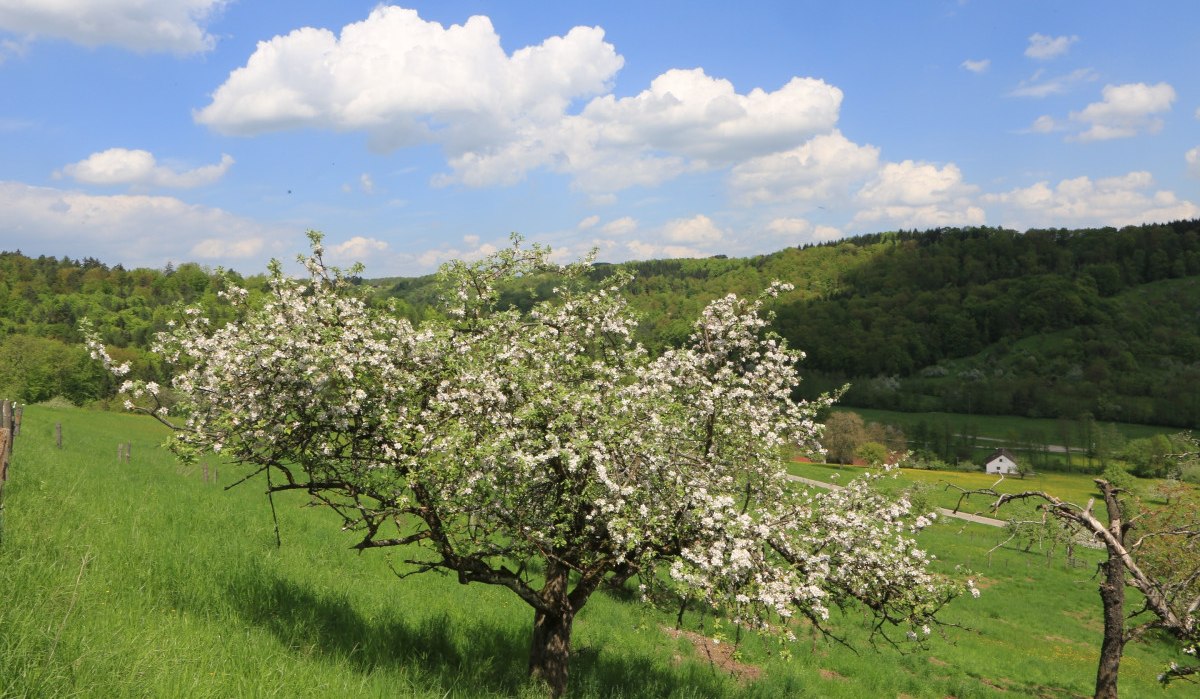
[983,448,1020,475]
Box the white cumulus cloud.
[443,68,844,193]
[600,216,637,236]
[662,214,724,244]
[982,171,1200,227]
[0,0,226,54]
[576,69,841,165]
[0,180,287,269]
[1025,33,1078,60]
[196,7,847,196]
[329,235,388,260]
[765,217,841,243]
[1028,115,1057,133]
[852,160,984,230]
[961,58,990,74]
[1070,82,1176,141]
[856,160,977,207]
[1185,147,1200,178]
[196,8,622,144]
[729,130,879,205]
[57,148,233,188]
[625,239,705,260]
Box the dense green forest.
[373,220,1200,428]
[2,219,1198,428]
[771,222,1200,427]
[0,252,264,404]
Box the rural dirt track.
[786,474,1007,528]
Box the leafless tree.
[951,476,1200,699]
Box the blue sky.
[1,1,1197,276]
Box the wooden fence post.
[0,427,10,491]
[1,399,13,538]
[12,405,21,436]
[56,422,63,449]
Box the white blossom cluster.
[88,232,963,644]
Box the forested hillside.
[377,220,1200,428]
[2,220,1198,428]
[0,253,264,404]
[771,222,1200,427]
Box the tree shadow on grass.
[222,564,737,698]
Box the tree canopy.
[90,234,962,696]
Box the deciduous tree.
[956,474,1200,699]
[90,234,961,697]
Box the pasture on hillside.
[0,405,1188,697]
[836,406,1183,471]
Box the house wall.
[986,456,1017,474]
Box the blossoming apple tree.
[89,233,961,697]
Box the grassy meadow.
[838,408,1181,446]
[836,406,1183,469]
[0,405,1189,697]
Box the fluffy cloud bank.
[0,180,286,268]
[196,8,623,154]
[851,161,985,230]
[0,0,225,54]
[196,6,844,194]
[1070,82,1176,141]
[729,131,879,206]
[983,171,1200,227]
[58,149,233,188]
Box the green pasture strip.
[837,407,1181,447]
[0,405,1187,697]
[787,460,1189,525]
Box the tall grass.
[0,405,1186,697]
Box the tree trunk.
[1094,551,1126,699]
[529,562,575,698]
[1094,481,1128,699]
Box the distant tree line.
[0,252,264,405]
[771,222,1200,427]
[2,219,1198,429]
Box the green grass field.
[838,407,1181,446]
[0,405,1187,697]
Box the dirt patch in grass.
[819,668,846,681]
[928,656,951,667]
[980,677,1009,692]
[662,626,762,683]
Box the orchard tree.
[956,474,1200,699]
[90,234,963,697]
[821,411,866,464]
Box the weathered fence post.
[1,399,14,541]
[12,404,21,437]
[55,422,63,449]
